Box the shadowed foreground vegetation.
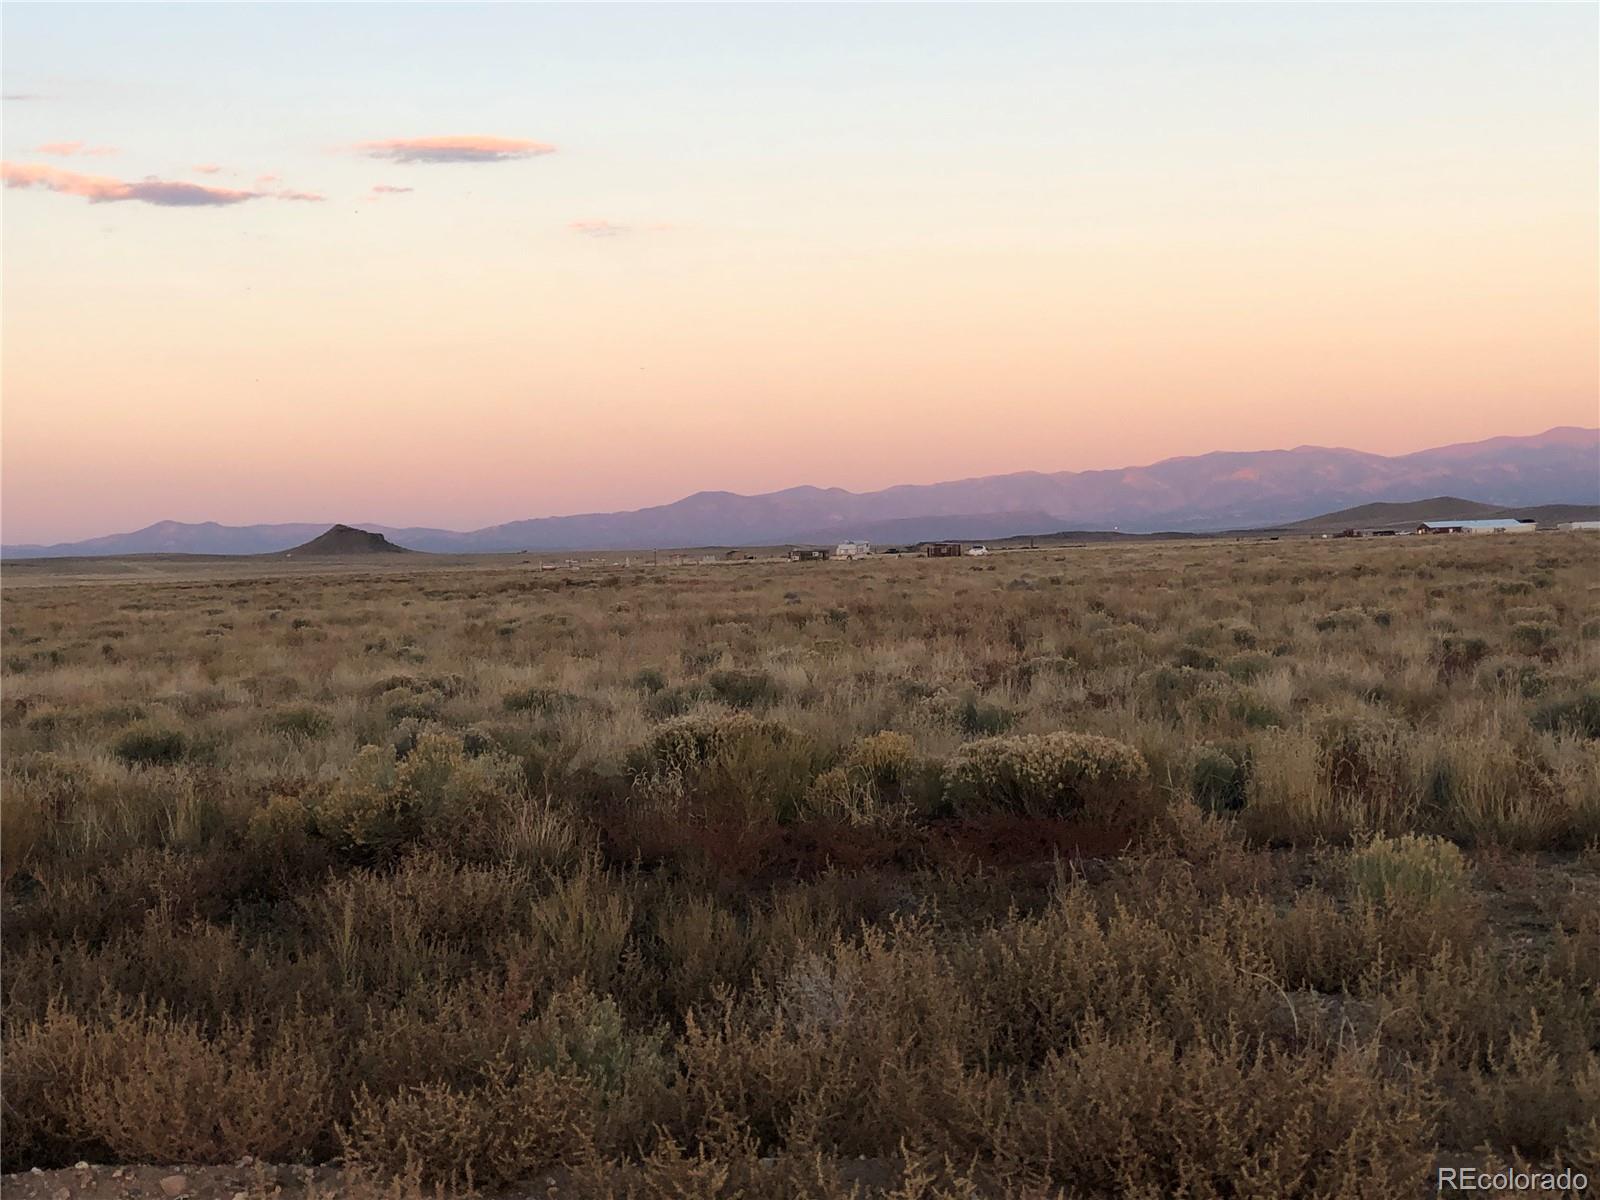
[3,535,1598,1197]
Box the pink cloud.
[356,135,554,163]
[275,189,326,202]
[2,162,310,208]
[371,184,413,195]
[34,141,117,157]
[193,163,223,174]
[4,162,148,203]
[570,219,631,238]
[255,173,280,185]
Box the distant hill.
[1,520,333,558]
[1495,503,1600,525]
[5,426,1596,558]
[282,525,413,556]
[1290,496,1600,531]
[1287,497,1503,530]
[787,510,1069,546]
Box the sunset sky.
[3,4,1596,544]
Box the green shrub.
[631,666,668,694]
[1348,833,1467,907]
[1009,654,1075,687]
[309,734,520,860]
[943,732,1150,821]
[526,985,671,1099]
[1313,712,1409,804]
[1432,636,1490,680]
[1480,657,1547,697]
[1531,689,1600,739]
[1191,746,1248,813]
[643,684,703,720]
[1510,621,1558,655]
[640,713,819,820]
[706,668,780,709]
[802,731,936,825]
[112,724,188,767]
[245,793,315,860]
[803,766,877,825]
[383,686,442,722]
[458,723,501,757]
[645,713,786,774]
[846,731,917,786]
[1224,653,1273,682]
[1140,666,1232,723]
[1231,692,1283,730]
[1313,609,1364,632]
[270,704,333,739]
[956,693,1016,736]
[1173,645,1219,670]
[1506,605,1558,625]
[386,716,438,759]
[503,686,584,715]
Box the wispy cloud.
[570,220,673,239]
[2,162,311,208]
[570,219,631,238]
[275,189,326,202]
[193,163,223,174]
[35,141,117,157]
[371,184,413,194]
[356,135,554,164]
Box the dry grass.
[4,533,1599,1193]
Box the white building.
[1417,519,1536,535]
[1558,520,1600,532]
[834,540,871,559]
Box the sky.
[3,3,1596,544]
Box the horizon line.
[4,422,1596,549]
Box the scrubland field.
[3,535,1599,1198]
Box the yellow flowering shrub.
[943,732,1150,821]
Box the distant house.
[1558,521,1600,532]
[788,548,828,561]
[925,541,962,557]
[1417,519,1536,535]
[834,540,871,560]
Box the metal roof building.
[1417,519,1536,534]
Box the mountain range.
[5,426,1596,558]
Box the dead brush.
[339,1057,598,1189]
[5,533,1599,1185]
[5,1001,335,1167]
